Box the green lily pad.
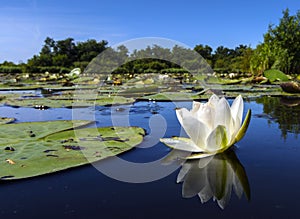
[138,92,199,101]
[118,85,159,98]
[0,85,42,90]
[263,69,290,83]
[2,95,135,108]
[0,120,145,180]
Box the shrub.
[161,68,189,74]
[0,66,23,73]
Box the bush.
[144,68,159,73]
[59,67,71,73]
[112,66,130,74]
[73,61,89,70]
[161,68,189,74]
[213,68,230,73]
[25,66,71,73]
[0,66,23,73]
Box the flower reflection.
[170,149,250,209]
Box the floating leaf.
[139,92,198,101]
[0,120,145,180]
[2,96,135,108]
[263,69,290,83]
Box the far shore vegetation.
[1,9,299,81]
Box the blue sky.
[0,0,299,63]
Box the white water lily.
[67,68,81,78]
[160,94,251,158]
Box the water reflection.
[255,96,300,138]
[166,149,250,209]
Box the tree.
[76,39,108,62]
[250,9,300,74]
[212,46,235,71]
[26,37,109,72]
[250,41,274,74]
[41,37,56,55]
[230,45,253,73]
[194,44,213,61]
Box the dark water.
[0,97,300,218]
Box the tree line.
[0,9,299,76]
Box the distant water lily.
[160,94,251,158]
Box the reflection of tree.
[256,96,300,139]
[176,149,250,209]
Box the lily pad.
[118,85,159,98]
[263,69,290,83]
[138,92,199,101]
[2,95,135,108]
[0,120,145,180]
[0,85,42,90]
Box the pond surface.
[0,97,300,219]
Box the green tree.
[230,45,253,73]
[251,9,300,74]
[0,61,16,66]
[76,39,108,62]
[41,37,56,55]
[212,46,235,72]
[194,44,213,63]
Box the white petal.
[196,103,215,130]
[181,116,210,148]
[231,95,244,129]
[186,152,216,159]
[191,101,201,115]
[208,94,220,107]
[205,125,229,152]
[160,137,204,152]
[176,108,190,127]
[214,97,234,139]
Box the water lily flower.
[160,94,251,158]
